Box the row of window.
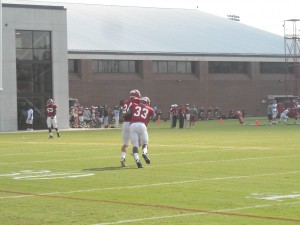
[69,60,294,74]
[92,60,137,73]
[16,30,53,130]
[152,61,194,74]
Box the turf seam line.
[0,189,299,224]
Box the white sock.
[121,152,126,159]
[142,148,148,155]
[133,153,139,161]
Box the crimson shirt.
[46,104,57,117]
[122,97,140,122]
[130,103,155,126]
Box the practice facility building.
[0,2,297,131]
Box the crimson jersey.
[130,103,155,126]
[122,97,140,122]
[170,107,177,116]
[46,104,57,117]
[178,106,185,116]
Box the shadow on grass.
[83,166,136,171]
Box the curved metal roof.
[3,2,285,55]
[65,4,284,55]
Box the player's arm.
[51,106,57,119]
[122,108,132,119]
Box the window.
[16,31,33,48]
[153,61,194,74]
[16,30,52,130]
[92,60,138,73]
[16,31,51,61]
[68,59,79,73]
[260,62,293,74]
[158,61,168,73]
[208,62,248,74]
[33,31,51,49]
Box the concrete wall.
[1,5,69,131]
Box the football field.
[0,118,299,225]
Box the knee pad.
[133,146,139,154]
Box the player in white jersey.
[279,108,290,124]
[271,100,278,123]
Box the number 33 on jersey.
[130,103,154,126]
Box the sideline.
[0,189,299,224]
[0,170,299,199]
[0,127,120,134]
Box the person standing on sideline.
[184,104,190,128]
[103,105,110,128]
[127,97,155,168]
[178,104,185,129]
[170,104,178,128]
[26,105,34,131]
[113,106,120,128]
[45,98,60,138]
[120,89,141,167]
[267,101,273,124]
[189,105,198,128]
[271,99,278,124]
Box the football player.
[127,97,155,168]
[184,104,190,128]
[236,110,245,125]
[271,99,278,123]
[45,98,60,138]
[78,106,84,127]
[279,108,290,124]
[120,89,141,167]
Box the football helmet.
[140,97,150,106]
[47,98,54,105]
[129,89,141,99]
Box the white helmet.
[47,99,53,105]
[140,97,150,106]
[129,89,141,99]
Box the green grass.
[0,117,299,225]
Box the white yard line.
[91,201,300,225]
[153,154,300,167]
[0,155,117,164]
[0,153,299,165]
[255,194,300,201]
[0,170,299,199]
[1,141,299,158]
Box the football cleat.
[57,132,60,138]
[120,158,127,167]
[142,153,151,164]
[136,161,143,168]
[49,135,53,139]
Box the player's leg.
[47,117,53,138]
[29,119,33,130]
[115,116,119,128]
[139,124,150,164]
[120,122,130,167]
[185,114,190,128]
[52,117,60,137]
[130,123,143,168]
